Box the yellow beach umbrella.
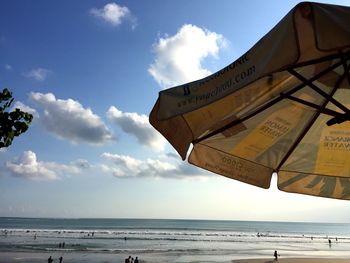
[150,2,350,200]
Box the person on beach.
[134,256,139,263]
[125,256,131,263]
[274,250,278,261]
[59,256,63,263]
[48,256,53,263]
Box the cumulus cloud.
[24,68,51,81]
[73,159,91,169]
[107,106,165,151]
[12,101,38,119]
[148,24,227,89]
[90,2,137,29]
[165,152,181,159]
[101,152,207,179]
[30,92,114,144]
[5,151,86,181]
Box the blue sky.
[1,0,350,222]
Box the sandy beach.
[232,259,350,263]
[1,252,350,263]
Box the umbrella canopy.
[149,2,350,200]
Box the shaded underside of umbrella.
[150,2,350,200]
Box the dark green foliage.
[0,88,33,148]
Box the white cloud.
[12,101,38,119]
[4,64,12,70]
[90,2,137,29]
[107,106,165,151]
[165,152,180,159]
[102,153,142,177]
[102,152,207,179]
[5,151,85,181]
[148,24,227,89]
[30,92,114,144]
[24,68,51,81]
[73,159,91,169]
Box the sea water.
[1,217,350,262]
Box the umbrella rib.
[194,58,345,144]
[280,93,340,117]
[276,62,350,172]
[290,51,350,69]
[193,96,284,144]
[339,51,350,86]
[288,68,350,114]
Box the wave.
[1,228,350,244]
[0,244,327,254]
[1,244,218,254]
[2,218,349,234]
[2,228,350,236]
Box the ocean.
[1,217,350,262]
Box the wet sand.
[1,251,350,263]
[232,259,350,263]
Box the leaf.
[0,88,33,148]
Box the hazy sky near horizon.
[1,0,350,223]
